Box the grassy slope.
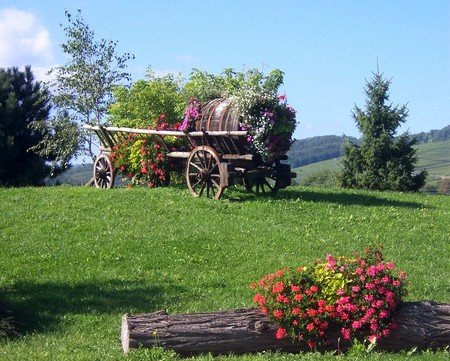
[293,140,450,186]
[0,186,449,360]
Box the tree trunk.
[121,301,450,356]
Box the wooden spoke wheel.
[244,168,279,194]
[93,154,115,189]
[185,146,224,199]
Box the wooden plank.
[83,125,247,137]
[222,154,254,161]
[167,151,190,159]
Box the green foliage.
[0,66,52,186]
[184,67,285,103]
[340,72,427,191]
[0,186,450,359]
[109,69,185,128]
[48,10,134,158]
[29,110,80,174]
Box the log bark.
[121,301,450,356]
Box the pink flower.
[386,262,395,270]
[352,320,362,329]
[341,328,351,339]
[366,266,377,276]
[326,254,336,268]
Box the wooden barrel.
[195,98,241,131]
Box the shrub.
[110,115,188,187]
[251,246,408,349]
[437,178,450,194]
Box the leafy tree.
[108,69,185,128]
[340,72,426,191]
[0,66,51,186]
[47,10,134,159]
[184,67,285,102]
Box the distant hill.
[287,124,450,168]
[287,135,359,168]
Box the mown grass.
[0,185,449,360]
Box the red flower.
[276,327,288,339]
[275,270,284,277]
[272,281,284,293]
[273,310,283,319]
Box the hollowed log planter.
[121,301,450,356]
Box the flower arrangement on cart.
[86,68,298,198]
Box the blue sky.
[1,0,449,140]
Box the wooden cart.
[83,98,296,199]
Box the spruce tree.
[0,66,51,186]
[340,72,426,191]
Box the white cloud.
[0,7,54,79]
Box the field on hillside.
[0,186,449,360]
[293,140,450,189]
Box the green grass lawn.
[1,185,449,360]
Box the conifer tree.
[340,72,426,191]
[0,66,51,186]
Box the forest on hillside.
[288,124,450,168]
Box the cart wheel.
[186,146,224,199]
[93,154,115,189]
[244,170,279,194]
